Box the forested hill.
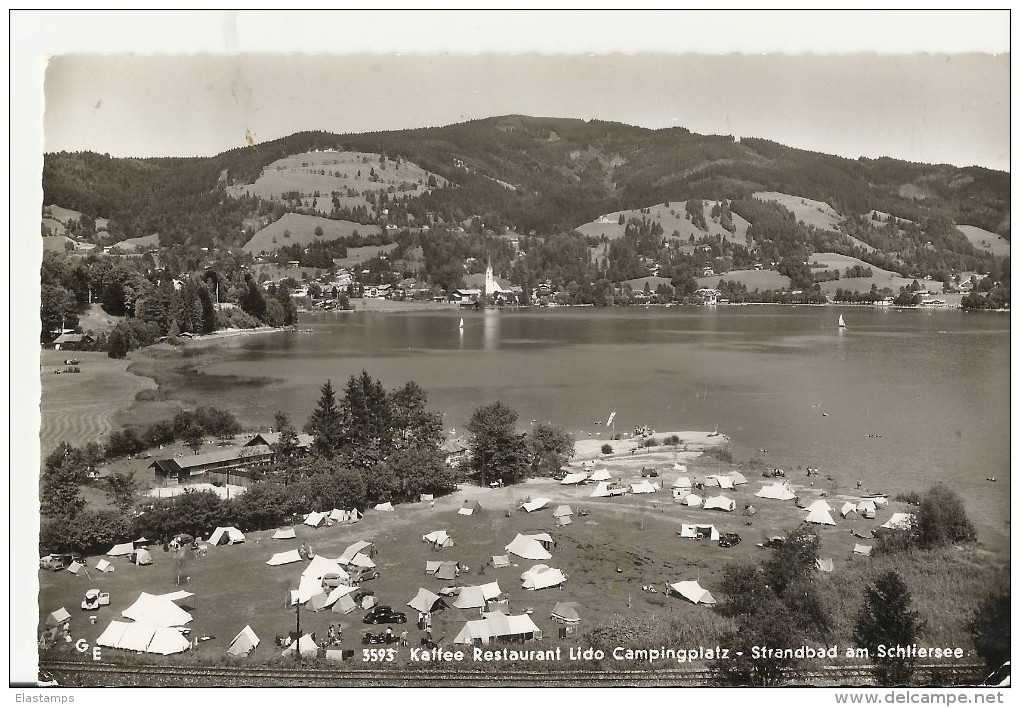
[43,114,1010,247]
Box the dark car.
[719,533,742,548]
[362,631,396,645]
[363,606,407,625]
[640,467,659,478]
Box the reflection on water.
[176,306,1009,546]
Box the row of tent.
[672,493,738,511]
[93,591,196,656]
[672,471,748,489]
[560,469,612,485]
[267,540,375,568]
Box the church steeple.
[484,258,496,297]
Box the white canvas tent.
[281,634,318,657]
[589,468,612,482]
[521,564,567,590]
[805,499,834,514]
[756,483,796,501]
[122,592,192,627]
[350,552,375,569]
[303,511,328,528]
[147,626,192,655]
[272,528,297,540]
[330,593,357,615]
[108,542,134,557]
[505,535,552,561]
[672,476,692,489]
[816,558,835,573]
[302,556,348,582]
[227,625,260,657]
[292,577,326,605]
[45,608,71,627]
[407,588,447,614]
[870,496,889,507]
[629,480,658,494]
[853,544,873,556]
[491,555,511,568]
[552,505,573,518]
[857,499,877,519]
[423,530,454,548]
[704,495,736,512]
[560,471,589,485]
[454,610,541,646]
[374,502,394,512]
[728,471,748,485]
[678,524,720,541]
[266,549,303,566]
[668,580,717,605]
[679,493,703,507]
[519,498,551,513]
[804,508,837,526]
[673,463,688,473]
[97,620,190,655]
[556,515,573,527]
[881,512,915,530]
[459,500,483,516]
[133,548,153,566]
[840,502,858,518]
[95,559,114,573]
[209,526,246,545]
[452,582,502,610]
[590,481,626,498]
[338,541,374,565]
[328,508,348,522]
[67,561,84,575]
[708,475,735,490]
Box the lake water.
[174,306,1011,548]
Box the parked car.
[322,572,347,589]
[81,589,111,611]
[719,533,742,548]
[363,606,406,625]
[362,631,396,645]
[350,568,380,584]
[640,467,659,478]
[39,553,83,572]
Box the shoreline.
[572,430,728,461]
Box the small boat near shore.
[838,314,847,328]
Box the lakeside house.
[441,438,469,468]
[149,445,274,485]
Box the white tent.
[673,463,688,473]
[519,498,551,513]
[338,541,374,565]
[708,475,735,490]
[678,524,720,541]
[560,471,589,485]
[870,496,889,507]
[590,481,626,498]
[589,468,612,482]
[292,575,327,605]
[272,528,297,540]
[555,515,572,527]
[630,480,658,494]
[672,476,692,489]
[108,542,134,557]
[148,626,192,655]
[209,526,246,545]
[552,505,573,518]
[322,584,358,609]
[668,580,717,605]
[133,549,153,566]
[95,559,114,573]
[840,502,858,518]
[302,556,348,582]
[45,608,71,627]
[303,511,328,528]
[227,625,260,657]
[67,561,84,575]
[491,555,511,568]
[680,493,703,507]
[328,508,348,522]
[459,500,483,516]
[881,512,915,530]
[374,502,394,512]
[805,499,834,514]
[756,483,796,501]
[853,544,873,556]
[857,500,877,519]
[407,588,447,614]
[816,558,835,573]
[452,583,503,610]
[331,594,357,614]
[804,508,837,526]
[728,471,748,485]
[96,620,130,649]
[423,530,454,548]
[350,552,376,569]
[505,535,552,561]
[266,549,303,566]
[122,592,192,627]
[281,634,318,657]
[521,565,567,590]
[454,610,541,646]
[704,495,736,512]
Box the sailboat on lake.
[459,318,464,330]
[838,314,846,329]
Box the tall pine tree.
[305,380,343,458]
[853,571,925,686]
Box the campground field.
[38,440,1004,672]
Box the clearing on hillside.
[753,191,842,232]
[115,234,160,251]
[574,200,749,246]
[957,225,1011,258]
[43,204,84,225]
[243,213,382,255]
[619,276,673,292]
[808,252,946,295]
[696,269,791,291]
[226,150,447,216]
